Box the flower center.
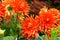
[45,18,50,22]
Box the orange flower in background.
[35,8,60,37]
[48,8,60,26]
[48,8,60,18]
[56,14,60,26]
[38,9,56,32]
[0,2,6,18]
[0,2,11,20]
[22,17,39,39]
[2,0,30,15]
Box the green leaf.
[45,34,48,40]
[36,35,44,40]
[58,26,60,32]
[13,13,17,24]
[10,29,15,36]
[31,37,35,40]
[3,36,15,40]
[54,37,60,40]
[51,28,58,40]
[0,37,3,40]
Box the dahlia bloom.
[42,13,55,30]
[36,8,57,32]
[22,17,39,39]
[2,0,30,15]
[0,2,6,18]
[48,8,60,18]
[48,8,60,27]
[35,8,60,38]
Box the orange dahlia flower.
[0,2,6,18]
[0,2,11,20]
[48,8,60,27]
[56,14,60,26]
[22,17,39,39]
[37,8,56,32]
[2,0,30,15]
[48,8,60,18]
[36,8,60,37]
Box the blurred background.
[26,0,60,16]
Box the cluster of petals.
[22,17,39,39]
[2,0,30,15]
[0,0,29,20]
[0,2,5,18]
[22,7,60,39]
[35,7,60,32]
